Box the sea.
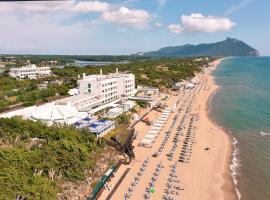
[72,60,130,67]
[210,57,270,200]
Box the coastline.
[207,59,237,200]
[99,58,237,200]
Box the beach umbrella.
[149,187,155,193]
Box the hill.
[143,38,259,57]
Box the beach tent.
[148,130,159,134]
[156,120,165,124]
[148,132,159,135]
[159,116,168,119]
[147,133,159,137]
[156,119,165,123]
[30,102,88,125]
[151,127,160,131]
[153,124,163,128]
[161,113,170,117]
[144,134,157,139]
[154,121,163,125]
[154,122,164,126]
[159,117,168,121]
[163,110,171,113]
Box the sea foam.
[230,137,241,200]
[259,131,270,137]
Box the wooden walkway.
[105,168,131,200]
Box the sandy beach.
[99,59,236,200]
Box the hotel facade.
[9,63,51,80]
[58,69,136,113]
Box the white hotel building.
[58,69,136,113]
[9,63,51,80]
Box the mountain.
[142,38,259,57]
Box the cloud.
[0,1,74,14]
[0,0,154,54]
[0,1,151,28]
[182,13,235,33]
[168,13,235,34]
[168,24,183,34]
[102,6,151,28]
[157,0,167,11]
[224,0,254,15]
[72,1,110,13]
[0,14,92,54]
[154,22,163,27]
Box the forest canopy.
[0,117,105,200]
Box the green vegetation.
[104,124,129,145]
[135,100,149,108]
[0,56,213,113]
[53,57,211,88]
[104,113,131,144]
[0,75,74,112]
[116,113,129,124]
[0,56,215,199]
[0,117,105,200]
[144,38,259,57]
[1,55,139,65]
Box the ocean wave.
[259,131,270,136]
[230,137,241,200]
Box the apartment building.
[9,62,51,80]
[79,68,135,98]
[58,69,136,113]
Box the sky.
[0,0,269,55]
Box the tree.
[0,117,103,199]
[117,114,129,124]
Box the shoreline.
[99,58,237,200]
[207,59,237,200]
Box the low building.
[137,86,159,95]
[123,100,135,111]
[0,102,88,125]
[41,60,58,65]
[29,102,88,125]
[128,96,154,102]
[9,62,51,80]
[173,82,185,90]
[89,120,115,138]
[4,56,16,62]
[74,117,94,128]
[75,118,115,138]
[107,107,124,118]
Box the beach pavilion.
[30,102,88,125]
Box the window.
[87,83,91,93]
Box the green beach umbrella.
[150,187,155,193]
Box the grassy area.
[104,124,130,144]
